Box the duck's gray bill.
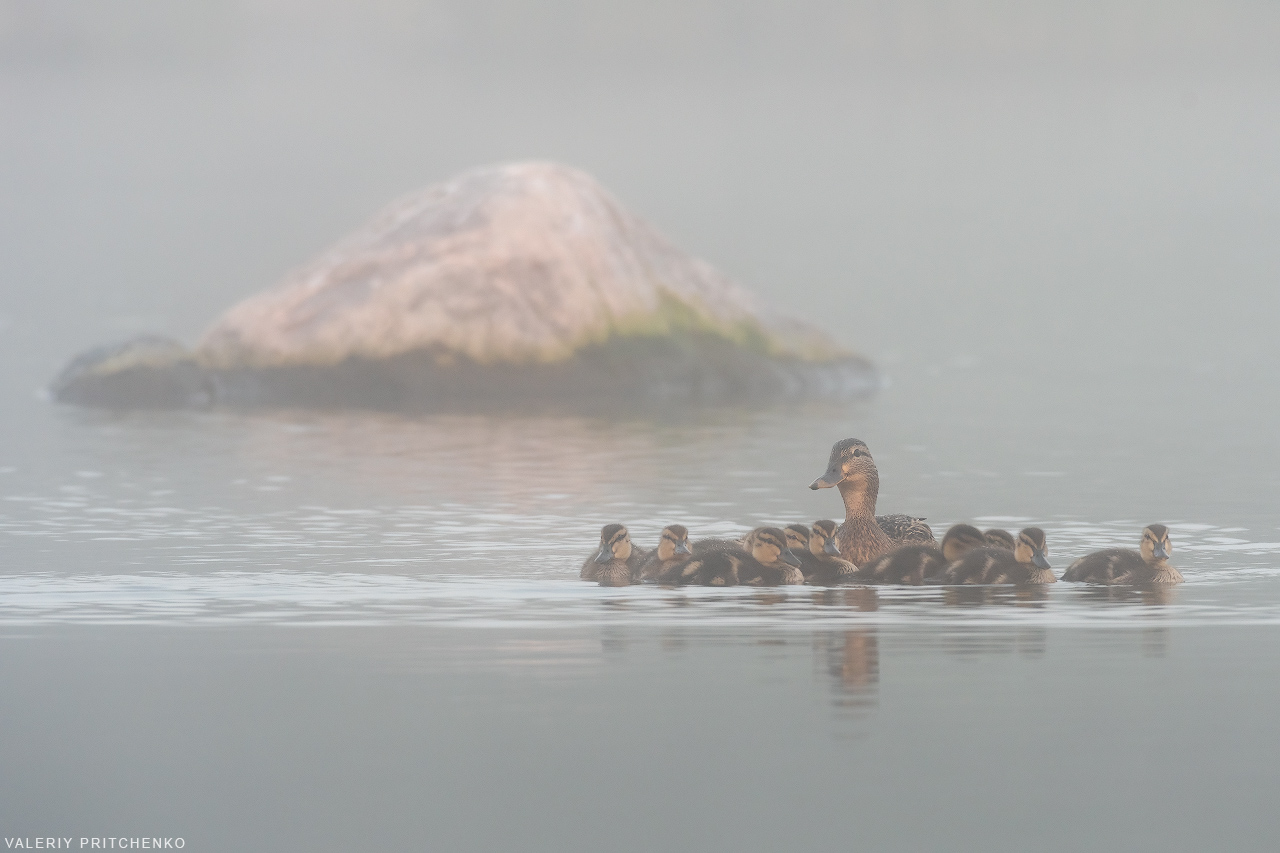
[782,548,802,568]
[1032,552,1052,570]
[823,538,840,556]
[595,547,614,564]
[675,542,691,556]
[1153,544,1169,559]
[809,469,843,490]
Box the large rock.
[52,162,877,411]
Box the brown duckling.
[942,527,1056,585]
[783,523,827,580]
[580,524,647,586]
[678,527,804,586]
[1062,524,1183,585]
[740,527,806,585]
[809,438,935,565]
[983,528,1015,550]
[639,524,693,583]
[803,519,860,584]
[859,523,988,585]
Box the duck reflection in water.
[816,628,880,711]
[811,586,880,612]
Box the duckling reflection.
[942,527,1056,585]
[581,523,647,586]
[858,523,987,585]
[804,520,860,584]
[639,524,692,583]
[1073,583,1178,607]
[1062,524,1183,585]
[809,438,934,564]
[983,528,1015,550]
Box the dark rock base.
[51,333,879,412]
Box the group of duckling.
[581,438,1184,588]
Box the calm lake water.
[3,364,1280,851]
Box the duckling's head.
[810,438,878,491]
[1140,524,1172,563]
[594,523,633,563]
[941,524,988,561]
[983,528,1015,550]
[1014,528,1051,569]
[784,523,811,553]
[809,519,842,557]
[655,524,691,561]
[746,527,803,568]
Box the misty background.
[2,1,1279,466]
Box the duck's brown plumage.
[810,439,935,566]
[942,527,1056,585]
[876,514,935,546]
[1062,524,1182,584]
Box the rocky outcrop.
[52,162,877,411]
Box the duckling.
[942,527,1056,585]
[803,519,860,584]
[678,527,804,586]
[739,527,806,585]
[1062,524,1183,584]
[639,524,693,583]
[809,438,935,565]
[859,523,988,585]
[580,524,646,586]
[783,523,826,579]
[983,528,1015,550]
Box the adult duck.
[809,438,934,565]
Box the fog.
[3,1,1278,395]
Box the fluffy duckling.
[783,523,826,580]
[942,527,1056,585]
[1062,524,1183,585]
[740,527,806,585]
[859,523,988,585]
[983,528,1015,550]
[580,524,647,586]
[639,524,693,583]
[678,527,804,586]
[810,438,935,565]
[803,519,860,584]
